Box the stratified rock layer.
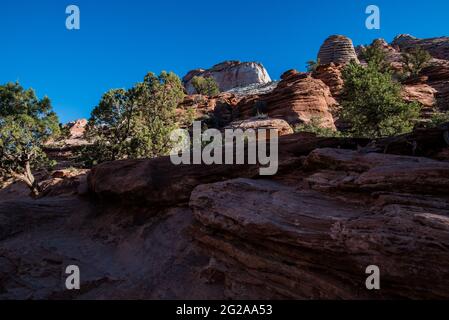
[2,124,449,299]
[318,35,359,65]
[312,63,345,98]
[237,71,337,128]
[392,34,449,60]
[190,147,449,299]
[422,60,449,110]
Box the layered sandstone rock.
[421,59,449,110]
[0,198,223,300]
[87,133,369,206]
[3,124,449,299]
[402,83,437,109]
[392,34,449,60]
[312,63,345,98]
[237,71,337,128]
[183,61,272,95]
[190,148,449,299]
[318,35,359,65]
[184,70,339,129]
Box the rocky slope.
[2,124,449,300]
[2,34,449,300]
[191,146,449,299]
[392,34,449,60]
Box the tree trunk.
[15,161,41,198]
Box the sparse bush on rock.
[306,59,320,72]
[191,76,220,96]
[402,46,432,79]
[294,117,342,137]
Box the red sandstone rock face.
[66,119,88,139]
[237,72,337,129]
[312,63,345,98]
[190,148,449,299]
[421,59,449,110]
[402,83,437,108]
[2,125,449,299]
[356,38,404,73]
[0,198,223,300]
[180,71,338,130]
[392,34,449,61]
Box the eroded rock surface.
[190,148,449,299]
[183,61,272,95]
[318,35,359,65]
[237,72,337,128]
[0,197,225,300]
[2,124,449,299]
[392,34,449,60]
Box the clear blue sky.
[2,0,449,123]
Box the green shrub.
[427,111,449,127]
[191,76,220,96]
[401,47,432,78]
[359,40,390,73]
[306,59,320,72]
[294,117,343,137]
[340,61,421,138]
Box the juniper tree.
[340,61,420,138]
[84,71,188,164]
[402,46,432,78]
[0,82,60,196]
[191,76,220,96]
